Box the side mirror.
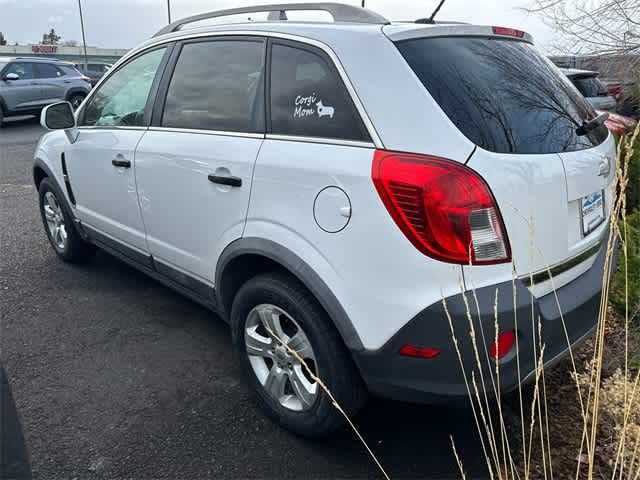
[41,102,77,130]
[3,73,19,81]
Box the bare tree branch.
[521,0,640,56]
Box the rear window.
[572,76,608,97]
[396,37,608,154]
[60,65,81,77]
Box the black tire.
[38,177,95,263]
[231,272,367,437]
[0,105,4,128]
[68,93,86,110]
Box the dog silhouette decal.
[316,100,335,119]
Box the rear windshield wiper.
[576,112,609,136]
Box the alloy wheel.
[70,95,84,109]
[43,191,67,250]
[245,304,319,411]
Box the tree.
[41,28,61,45]
[523,0,639,56]
[525,0,639,117]
[0,32,7,46]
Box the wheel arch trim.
[215,237,364,351]
[33,158,77,222]
[33,157,56,188]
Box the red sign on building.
[32,45,58,54]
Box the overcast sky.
[0,0,557,52]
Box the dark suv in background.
[0,57,91,127]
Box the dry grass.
[443,123,640,480]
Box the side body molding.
[216,237,364,351]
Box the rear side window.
[161,40,265,132]
[5,62,35,80]
[396,37,607,154]
[60,65,80,77]
[573,76,607,97]
[269,43,369,142]
[35,63,63,79]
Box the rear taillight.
[607,84,622,99]
[81,76,92,84]
[492,26,525,38]
[372,150,511,265]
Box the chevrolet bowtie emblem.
[598,156,612,177]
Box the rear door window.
[35,63,63,79]
[269,42,370,142]
[396,37,607,154]
[161,39,265,133]
[59,65,80,77]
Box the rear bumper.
[354,237,618,403]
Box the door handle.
[208,174,242,187]
[112,159,131,168]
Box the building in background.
[0,43,127,64]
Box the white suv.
[34,3,617,436]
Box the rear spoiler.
[383,24,534,44]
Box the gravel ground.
[0,116,487,479]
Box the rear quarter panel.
[245,139,464,350]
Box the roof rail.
[153,2,389,37]
[13,56,62,61]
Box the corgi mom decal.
[294,93,335,120]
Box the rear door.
[135,37,266,284]
[395,35,615,280]
[34,62,67,104]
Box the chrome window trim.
[266,134,375,149]
[519,238,604,287]
[147,128,374,148]
[82,30,384,148]
[148,126,264,139]
[77,125,148,131]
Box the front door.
[65,46,169,253]
[2,62,43,111]
[135,37,266,284]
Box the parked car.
[33,3,617,436]
[597,109,638,135]
[74,62,111,86]
[0,57,91,126]
[561,68,617,111]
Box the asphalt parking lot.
[1,117,488,479]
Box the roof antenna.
[416,0,446,24]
